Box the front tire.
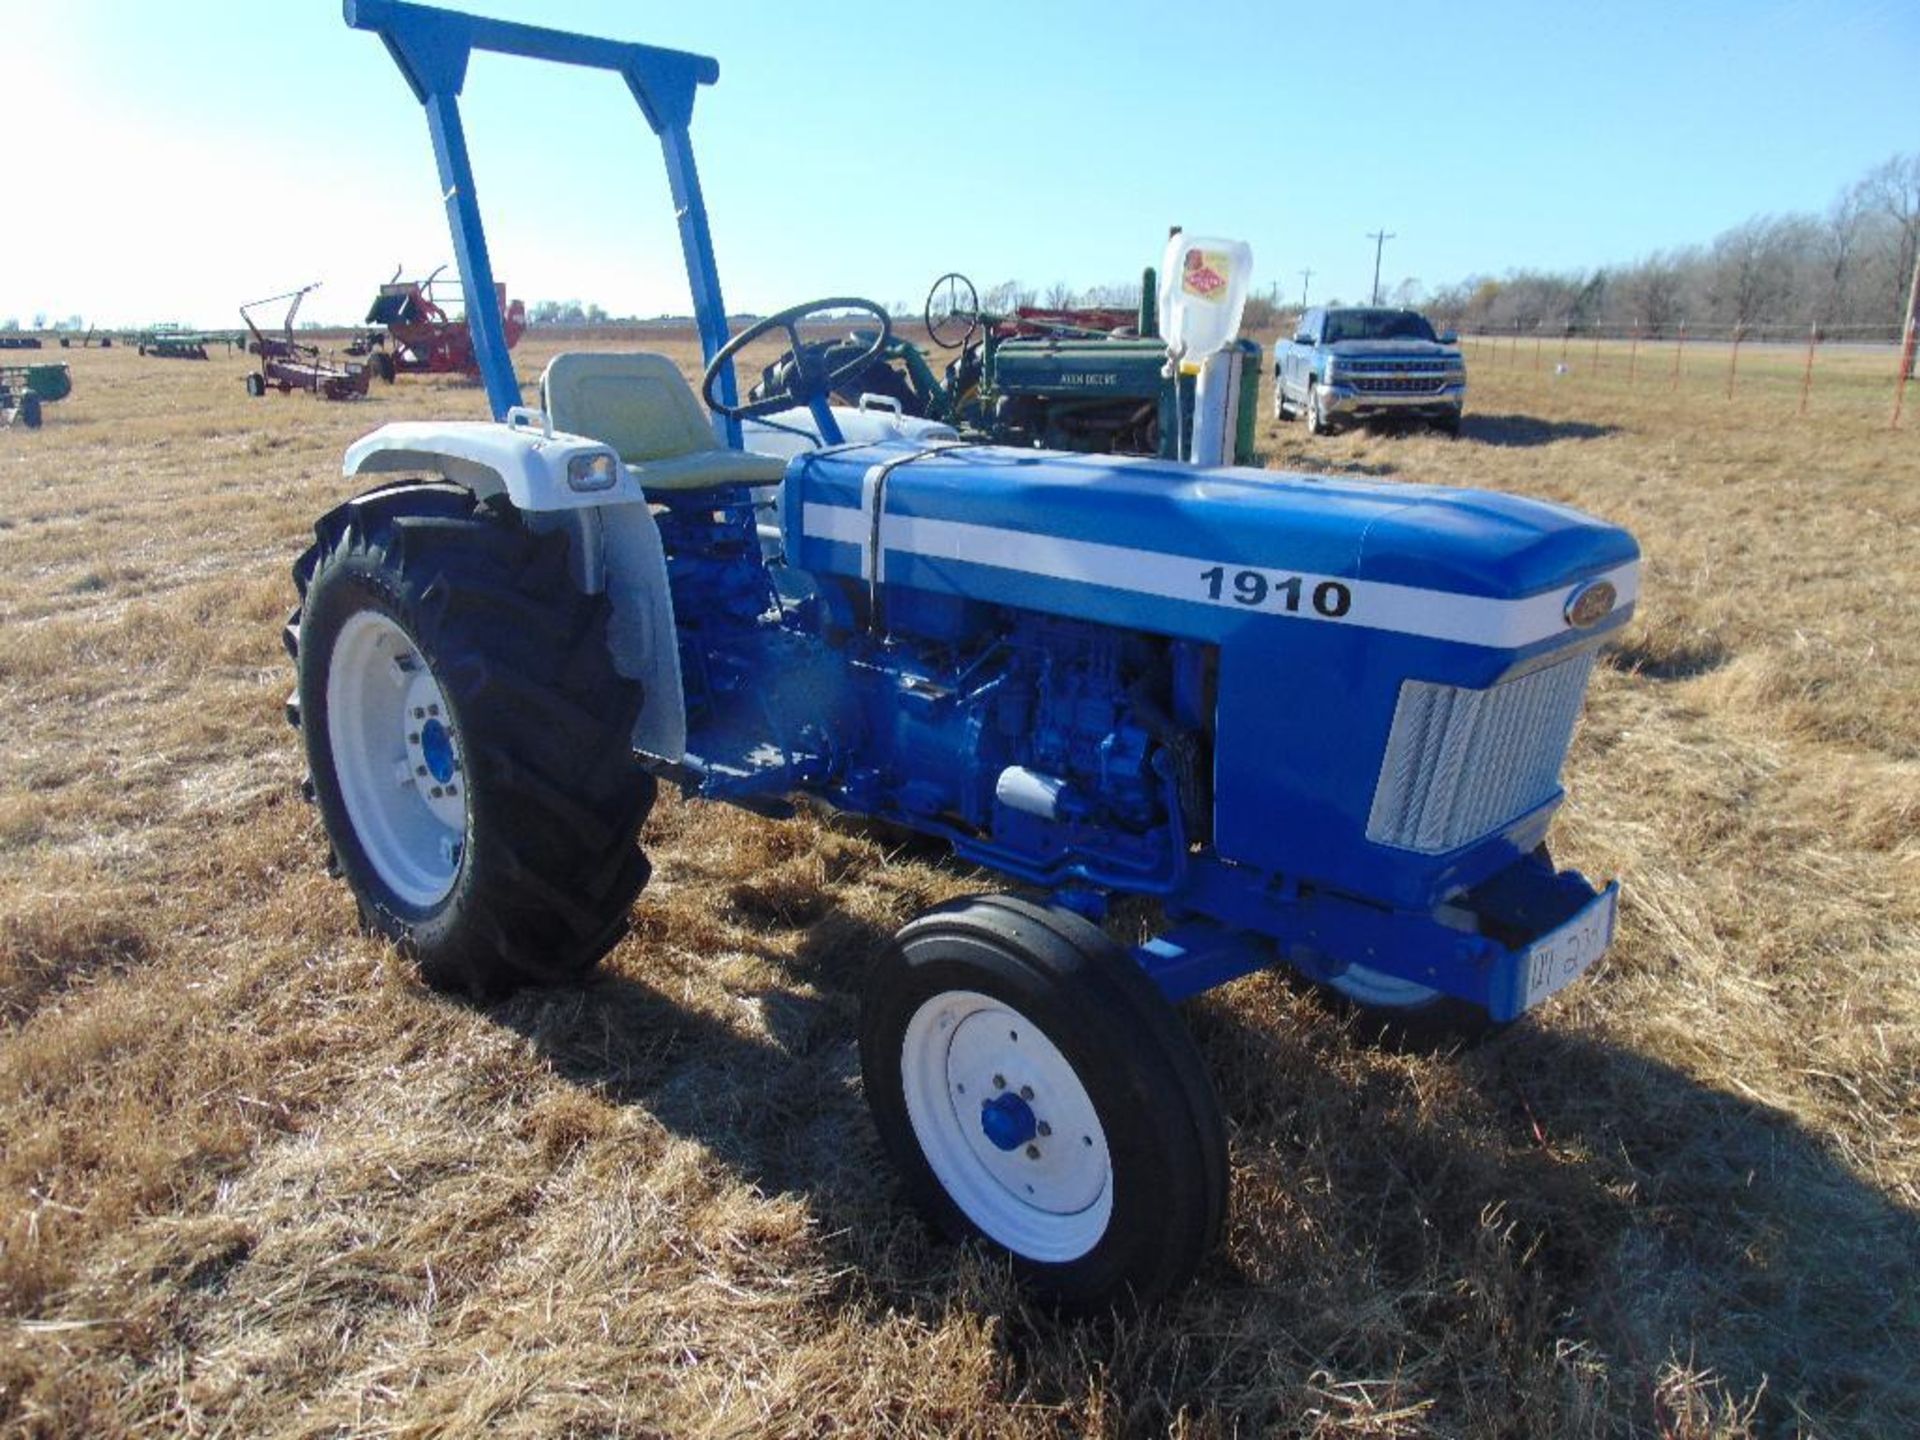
[1304,379,1330,435]
[860,896,1227,1308]
[290,481,656,996]
[1317,963,1505,1050]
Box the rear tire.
[18,392,41,429]
[290,481,656,996]
[245,372,266,398]
[860,896,1227,1308]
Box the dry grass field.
[2,329,1916,1438]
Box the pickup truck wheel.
[1304,380,1330,436]
[1272,374,1292,421]
[1435,408,1463,438]
[861,895,1228,1309]
[291,480,656,998]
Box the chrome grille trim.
[1367,651,1596,853]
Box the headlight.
[567,450,619,492]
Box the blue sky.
[1,0,1912,328]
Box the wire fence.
[1460,320,1917,428]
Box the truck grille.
[1366,651,1595,853]
[1351,375,1451,394]
[1342,358,1453,374]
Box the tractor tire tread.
[291,482,654,997]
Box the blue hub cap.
[979,1091,1037,1152]
[419,717,456,785]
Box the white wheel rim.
[326,610,467,910]
[900,989,1113,1264]
[1326,963,1441,1010]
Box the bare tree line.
[1425,153,1919,340]
[968,153,1918,343]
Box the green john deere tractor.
[747,265,1262,464]
[0,362,70,430]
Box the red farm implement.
[359,264,525,380]
[241,284,373,402]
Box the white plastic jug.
[1157,234,1253,358]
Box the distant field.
[1,335,1916,1437]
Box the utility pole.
[1367,229,1395,305]
[1297,268,1314,309]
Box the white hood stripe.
[800,502,1638,650]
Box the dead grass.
[1,333,1916,1437]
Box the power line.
[1297,268,1313,309]
[1367,229,1396,306]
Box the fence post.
[1559,324,1571,368]
[1670,322,1687,391]
[1591,331,1601,375]
[1509,319,1519,366]
[1893,251,1919,429]
[1798,321,1817,417]
[1533,322,1543,373]
[1895,317,1915,429]
[1726,324,1744,400]
[1628,321,1640,385]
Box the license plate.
[1519,883,1618,1011]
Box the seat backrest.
[541,352,718,464]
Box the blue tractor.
[292,1,1640,1307]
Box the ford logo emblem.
[1565,580,1617,629]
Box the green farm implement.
[1,362,72,429]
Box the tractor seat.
[540,351,785,491]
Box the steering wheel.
[702,298,893,443]
[924,272,981,351]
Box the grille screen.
[1366,652,1596,853]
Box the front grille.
[1366,652,1596,853]
[1342,358,1453,374]
[1351,375,1452,394]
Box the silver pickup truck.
[1274,306,1466,436]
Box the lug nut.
[1019,1085,1034,1101]
[1024,1144,1040,1159]
[1037,1121,1052,1137]
[992,1074,1005,1090]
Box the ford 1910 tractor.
[292,0,1640,1307]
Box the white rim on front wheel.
[1326,963,1441,1010]
[900,989,1113,1263]
[326,610,468,910]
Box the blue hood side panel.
[784,442,1638,908]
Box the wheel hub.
[979,1091,1038,1152]
[419,717,456,785]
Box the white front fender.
[342,417,687,764]
[343,416,641,511]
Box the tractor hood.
[785,442,1638,656]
